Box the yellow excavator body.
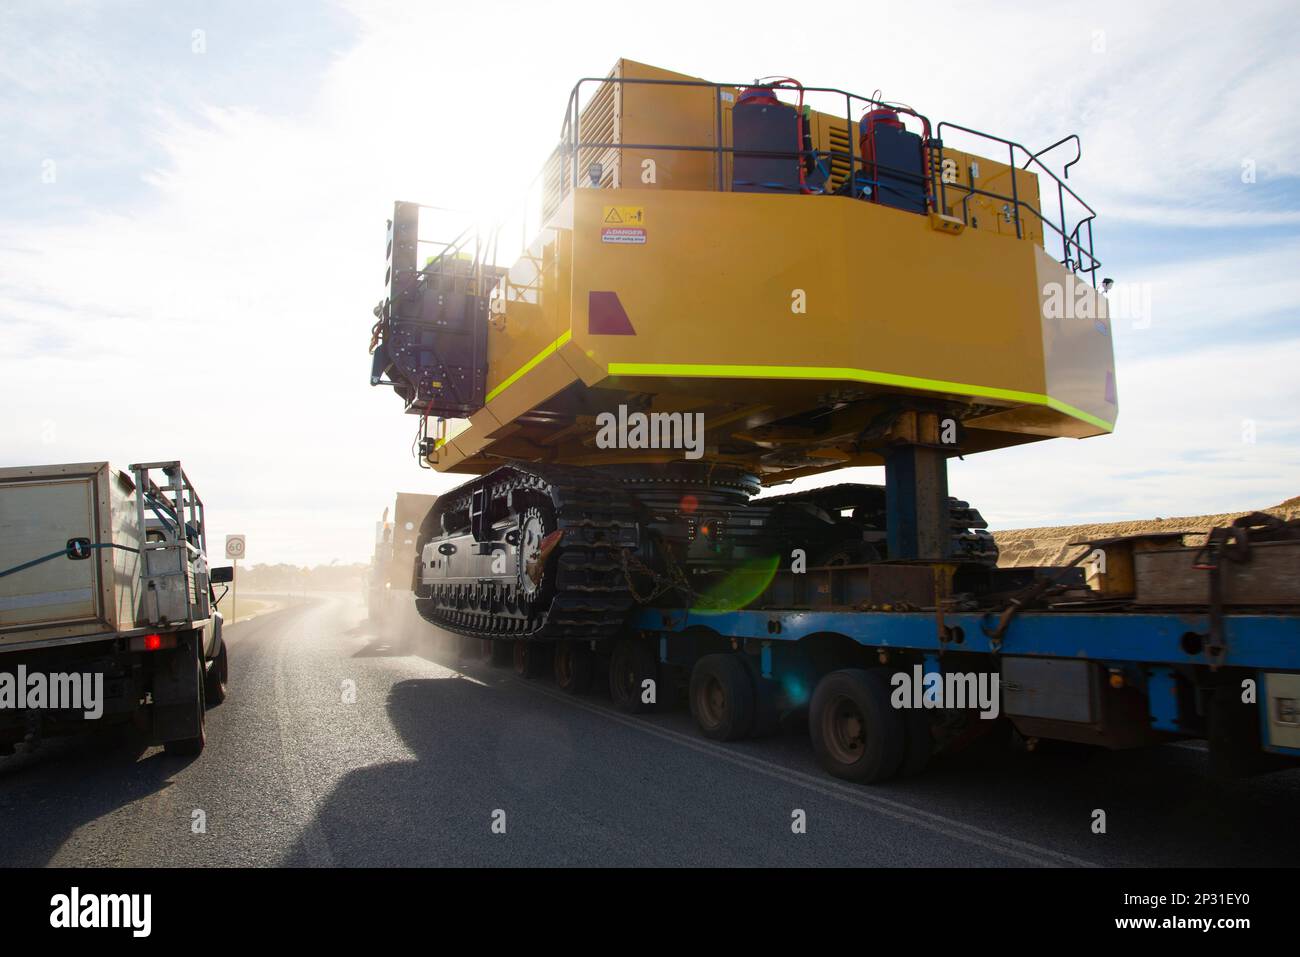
[375,59,1114,484]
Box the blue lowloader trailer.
[541,517,1300,785]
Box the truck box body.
[388,492,438,590]
[0,462,143,649]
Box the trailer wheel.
[513,641,547,679]
[554,641,594,694]
[809,669,904,783]
[689,655,755,741]
[1208,684,1286,778]
[164,645,207,757]
[204,639,228,707]
[609,638,659,713]
[490,639,513,667]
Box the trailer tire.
[164,646,207,757]
[809,669,904,783]
[1208,684,1286,778]
[513,640,547,679]
[689,655,755,741]
[609,638,659,713]
[554,641,594,694]
[204,639,228,707]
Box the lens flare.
[692,554,780,614]
[782,674,810,706]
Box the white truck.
[0,461,230,757]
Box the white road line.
[516,675,1099,868]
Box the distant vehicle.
[364,507,394,624]
[365,493,438,651]
[0,461,230,757]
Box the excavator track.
[414,464,641,641]
[759,482,999,566]
[415,468,1000,643]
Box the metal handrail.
[949,180,1101,273]
[412,75,1100,298]
[549,74,1096,282]
[1021,133,1082,178]
[935,120,1099,284]
[562,74,936,209]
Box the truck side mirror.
[210,565,235,583]
[65,537,92,560]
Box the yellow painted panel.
[615,59,735,193]
[569,186,1050,399]
[1036,246,1118,431]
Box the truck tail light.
[130,632,177,652]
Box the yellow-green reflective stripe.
[485,330,573,403]
[1045,397,1114,433]
[606,362,1115,432]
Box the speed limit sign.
[225,534,246,560]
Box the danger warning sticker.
[601,227,647,245]
[602,205,645,225]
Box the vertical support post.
[1087,218,1097,287]
[1008,142,1021,239]
[884,438,950,561]
[845,94,855,189]
[715,86,724,191]
[232,557,238,624]
[1059,181,1068,266]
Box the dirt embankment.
[994,497,1300,568]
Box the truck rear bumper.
[0,620,213,655]
[0,635,196,749]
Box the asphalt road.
[3,594,1299,867]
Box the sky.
[2,0,1298,564]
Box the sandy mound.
[994,498,1300,567]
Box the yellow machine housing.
[381,60,1114,483]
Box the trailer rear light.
[130,633,177,652]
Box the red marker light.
[143,633,162,651]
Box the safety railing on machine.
[548,74,1100,283]
[414,76,1100,292]
[558,75,934,199]
[933,123,1100,285]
